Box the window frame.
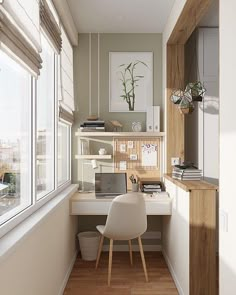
[0,50,33,226]
[0,43,71,239]
[36,32,56,201]
[57,120,71,187]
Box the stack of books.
[172,166,202,180]
[141,184,162,193]
[80,120,105,132]
[140,179,163,194]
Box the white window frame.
[0,48,71,239]
[57,120,71,187]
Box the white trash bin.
[77,231,100,261]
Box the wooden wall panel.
[166,0,214,172]
[114,137,161,190]
[190,189,216,295]
[166,44,185,173]
[168,0,213,45]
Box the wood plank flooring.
[64,252,178,295]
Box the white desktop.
[70,191,172,216]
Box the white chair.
[95,193,148,286]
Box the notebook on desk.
[95,173,127,198]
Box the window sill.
[0,184,78,261]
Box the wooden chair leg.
[95,235,104,269]
[128,240,133,265]
[108,239,113,286]
[138,236,149,282]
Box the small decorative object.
[109,52,153,112]
[170,89,184,104]
[87,114,98,121]
[178,91,195,115]
[129,174,139,192]
[185,81,206,101]
[110,120,123,132]
[98,148,107,155]
[132,122,142,132]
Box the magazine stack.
[80,120,105,132]
[172,166,202,181]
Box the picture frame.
[109,52,153,112]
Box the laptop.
[95,173,127,198]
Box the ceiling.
[67,0,175,33]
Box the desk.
[70,192,172,215]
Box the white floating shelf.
[75,155,112,160]
[75,131,165,137]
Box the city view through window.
[0,50,31,223]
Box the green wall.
[73,33,163,132]
[72,33,163,246]
[72,33,163,185]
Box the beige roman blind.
[1,0,41,51]
[59,26,74,124]
[0,9,42,75]
[40,0,61,53]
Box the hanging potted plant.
[170,89,184,104]
[178,91,195,115]
[185,81,206,102]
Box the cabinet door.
[163,179,190,295]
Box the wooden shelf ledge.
[75,131,165,137]
[164,174,218,192]
[75,155,112,160]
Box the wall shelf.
[75,154,112,160]
[75,131,165,137]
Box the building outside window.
[0,49,32,225]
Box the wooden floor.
[64,252,178,295]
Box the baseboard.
[162,249,185,295]
[102,244,162,252]
[58,250,78,295]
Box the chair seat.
[96,225,105,235]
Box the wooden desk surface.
[70,192,172,215]
[164,174,218,192]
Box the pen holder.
[131,183,139,192]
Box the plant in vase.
[118,61,147,111]
[178,91,194,115]
[185,81,206,101]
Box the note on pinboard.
[141,144,157,167]
[120,144,126,153]
[119,161,127,171]
[128,141,134,149]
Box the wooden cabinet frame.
[166,0,213,173]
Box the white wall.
[219,0,236,293]
[0,190,78,295]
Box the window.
[36,33,55,200]
[0,2,73,237]
[58,122,70,186]
[0,50,32,225]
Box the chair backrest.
[103,193,147,240]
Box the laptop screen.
[95,173,127,198]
